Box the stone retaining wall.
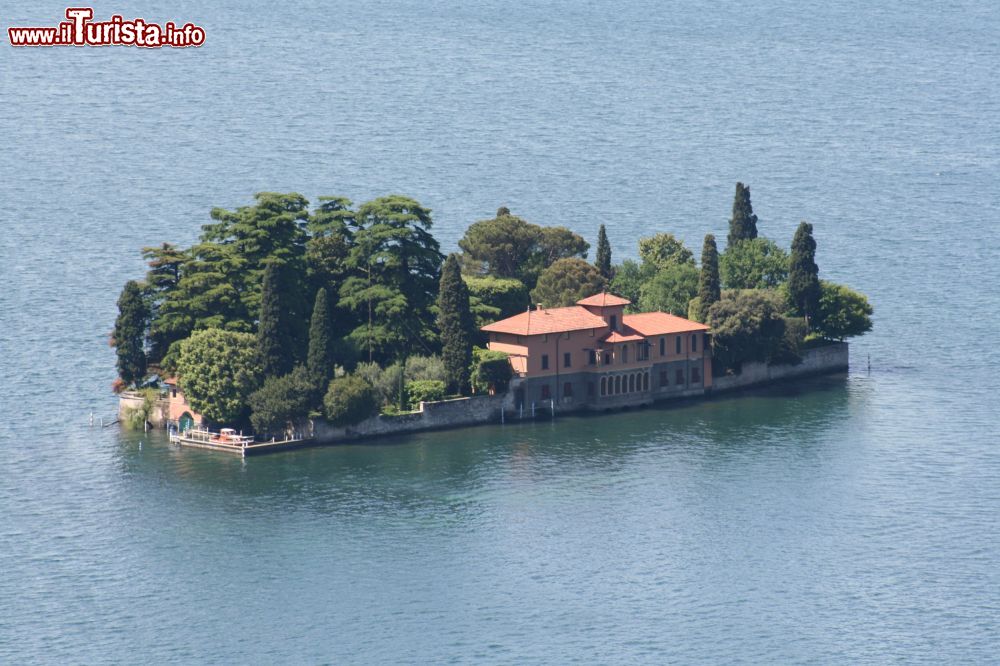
[313,387,518,444]
[710,342,849,393]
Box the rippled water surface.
[2,0,999,662]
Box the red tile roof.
[481,305,607,336]
[601,330,645,343]
[624,312,709,336]
[576,292,631,307]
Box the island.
[113,183,873,454]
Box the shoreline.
[123,343,848,456]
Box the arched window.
[629,374,636,392]
[615,376,621,394]
[643,373,649,391]
[600,377,607,396]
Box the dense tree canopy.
[638,233,695,271]
[141,243,187,361]
[609,260,655,311]
[339,195,443,363]
[788,221,821,324]
[113,280,149,386]
[249,366,314,435]
[438,254,475,394]
[530,258,606,308]
[638,263,699,316]
[728,182,759,246]
[814,281,873,341]
[720,237,789,290]
[177,329,262,424]
[707,290,788,372]
[458,209,588,287]
[324,375,378,427]
[464,275,529,326]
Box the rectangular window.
[541,384,550,400]
[637,343,649,361]
[590,328,595,337]
[659,337,665,356]
[541,354,549,370]
[675,336,682,354]
[588,350,597,365]
[610,314,618,331]
[676,369,685,385]
[622,345,629,363]
[603,352,611,365]
[659,371,668,387]
[692,334,698,352]
[564,352,571,368]
[563,382,573,397]
[691,367,701,383]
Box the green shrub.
[407,379,446,405]
[249,366,314,435]
[323,375,378,427]
[471,348,513,394]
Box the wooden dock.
[169,428,313,457]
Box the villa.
[482,292,712,410]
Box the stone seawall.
[710,342,849,393]
[313,388,518,445]
[117,391,169,426]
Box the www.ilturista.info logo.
[7,8,205,47]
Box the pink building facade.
[482,293,712,410]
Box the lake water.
[2,0,998,662]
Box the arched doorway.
[178,412,195,432]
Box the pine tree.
[595,224,613,280]
[306,287,334,394]
[727,182,759,246]
[788,221,821,326]
[437,254,475,395]
[114,280,149,387]
[258,262,293,378]
[697,234,721,320]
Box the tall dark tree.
[339,195,444,363]
[595,224,613,280]
[697,234,721,319]
[788,221,821,326]
[258,262,293,378]
[113,280,149,387]
[307,287,335,394]
[141,242,189,362]
[437,254,476,394]
[727,182,759,246]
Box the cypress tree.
[727,182,759,246]
[306,287,334,394]
[114,280,149,387]
[437,253,475,395]
[595,224,613,280]
[258,262,293,378]
[698,234,721,319]
[788,221,821,326]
